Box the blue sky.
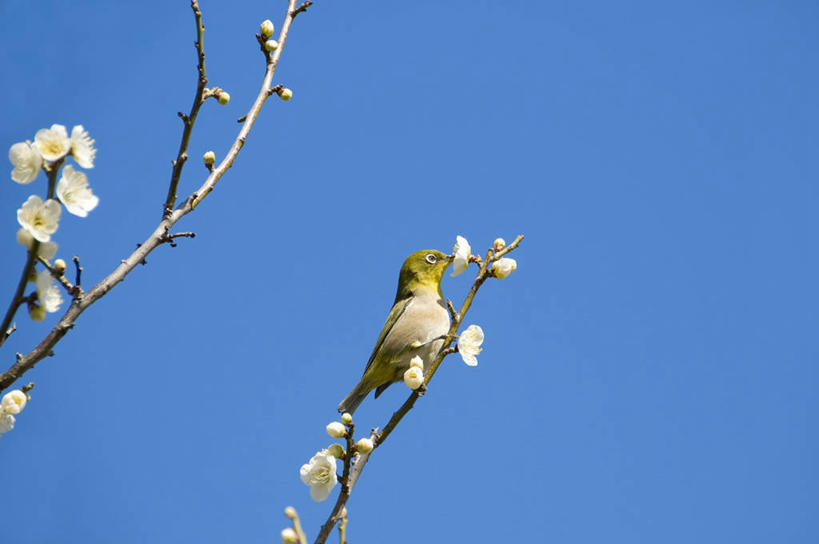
[0,1,817,542]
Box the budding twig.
[36,256,78,297]
[163,0,208,218]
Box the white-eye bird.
[337,249,453,414]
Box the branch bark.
[0,0,308,392]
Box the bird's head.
[395,249,453,300]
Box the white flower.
[403,366,424,390]
[17,195,61,242]
[1,390,27,415]
[202,150,215,167]
[450,235,471,276]
[280,528,299,543]
[9,141,43,184]
[493,257,517,279]
[279,88,293,101]
[16,228,58,259]
[300,450,338,502]
[409,355,424,369]
[326,421,346,438]
[70,125,96,168]
[34,124,71,162]
[57,165,99,217]
[341,412,353,426]
[0,413,14,434]
[458,324,484,366]
[35,270,63,314]
[355,437,374,454]
[265,39,279,51]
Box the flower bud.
[326,421,346,438]
[341,412,353,426]
[403,366,424,390]
[326,443,345,458]
[279,88,293,101]
[493,257,517,279]
[1,390,27,415]
[493,237,506,251]
[355,437,374,454]
[281,528,299,543]
[409,355,424,370]
[54,258,67,275]
[203,151,216,167]
[284,506,297,519]
[265,39,279,52]
[28,302,45,322]
[260,19,275,39]
[217,91,230,105]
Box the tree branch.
[163,0,208,218]
[0,0,308,392]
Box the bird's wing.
[362,296,414,374]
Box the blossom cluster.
[0,390,29,438]
[9,124,99,320]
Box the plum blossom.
[35,270,63,314]
[70,125,96,168]
[17,195,61,242]
[9,141,43,184]
[57,165,99,217]
[493,257,517,279]
[458,324,484,366]
[300,450,338,502]
[34,124,71,162]
[450,235,471,276]
[1,390,27,415]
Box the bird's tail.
[337,380,372,415]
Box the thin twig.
[163,0,208,218]
[0,0,308,392]
[72,256,83,289]
[291,1,313,17]
[36,257,78,297]
[0,245,39,350]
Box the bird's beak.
[445,254,455,262]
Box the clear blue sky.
[1,1,816,542]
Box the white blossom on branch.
[458,324,484,366]
[300,450,338,502]
[34,124,71,162]
[9,141,43,184]
[70,125,96,168]
[35,271,64,314]
[451,235,471,276]
[57,165,99,217]
[17,195,61,242]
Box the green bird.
[338,249,453,414]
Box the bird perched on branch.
[337,249,453,414]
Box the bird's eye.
[425,254,438,264]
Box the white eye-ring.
[425,253,438,264]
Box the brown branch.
[0,0,308,392]
[163,0,208,218]
[0,244,39,350]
